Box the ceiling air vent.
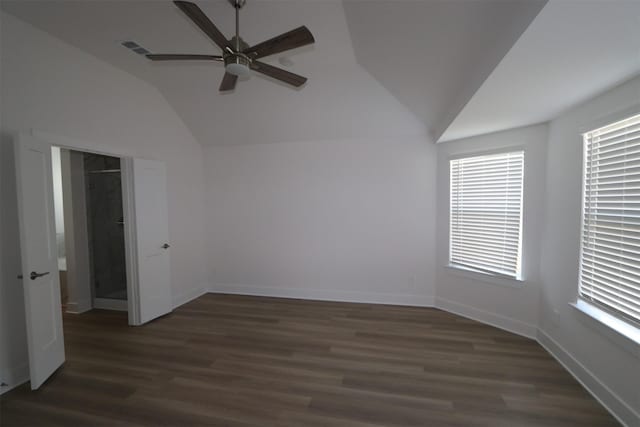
[121,40,150,55]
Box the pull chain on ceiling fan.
[147,0,315,91]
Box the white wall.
[206,136,437,305]
[0,12,208,388]
[435,124,549,338]
[538,75,640,425]
[62,150,92,314]
[1,7,637,423]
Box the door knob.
[30,271,50,280]
[162,243,170,249]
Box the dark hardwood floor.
[1,294,619,426]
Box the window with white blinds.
[580,113,640,326]
[449,151,524,278]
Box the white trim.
[32,129,134,159]
[209,284,435,307]
[172,286,208,309]
[447,145,527,161]
[444,264,525,289]
[4,280,634,425]
[65,298,92,314]
[0,362,29,395]
[537,328,639,427]
[576,111,640,329]
[448,149,525,279]
[120,158,141,325]
[31,131,142,326]
[571,300,640,355]
[208,286,535,337]
[435,296,537,338]
[93,297,128,312]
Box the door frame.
[33,130,143,325]
[121,157,141,325]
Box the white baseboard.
[2,283,633,425]
[209,284,435,307]
[537,329,639,427]
[192,285,634,425]
[435,296,537,339]
[65,298,92,314]
[172,286,208,309]
[0,361,29,395]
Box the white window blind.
[450,151,524,278]
[580,113,640,326]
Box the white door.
[132,159,173,323]
[14,134,65,390]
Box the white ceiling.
[343,0,546,141]
[1,0,545,146]
[439,0,640,143]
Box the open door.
[14,134,65,389]
[132,159,173,323]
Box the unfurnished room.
[0,0,639,426]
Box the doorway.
[51,147,129,315]
[14,133,174,389]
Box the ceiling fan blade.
[219,72,238,91]
[244,26,314,59]
[146,54,223,61]
[174,1,231,52]
[250,61,307,87]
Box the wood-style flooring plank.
[0,294,620,426]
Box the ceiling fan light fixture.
[224,55,251,77]
[148,1,315,91]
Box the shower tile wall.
[84,154,127,300]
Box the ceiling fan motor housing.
[225,36,251,77]
[225,54,251,77]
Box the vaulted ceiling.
[7,0,637,147]
[343,0,546,141]
[439,0,640,142]
[2,0,550,146]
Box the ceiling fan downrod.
[230,0,244,51]
[224,0,250,77]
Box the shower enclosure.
[84,153,128,309]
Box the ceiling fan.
[147,0,315,91]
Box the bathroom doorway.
[85,153,128,310]
[52,147,128,314]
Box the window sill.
[444,264,525,289]
[571,299,640,356]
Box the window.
[579,113,640,326]
[449,150,524,278]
